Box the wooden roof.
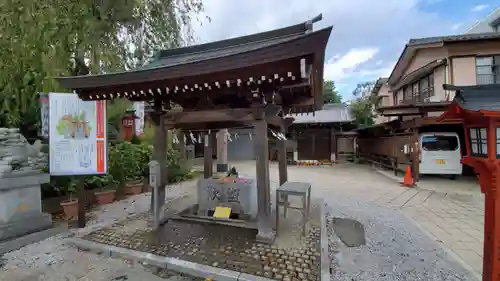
[55,14,332,112]
[440,84,500,120]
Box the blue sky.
[193,0,500,100]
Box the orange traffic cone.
[401,167,414,187]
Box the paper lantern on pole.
[120,109,139,141]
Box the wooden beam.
[163,108,255,125]
[166,121,251,131]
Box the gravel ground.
[325,195,476,281]
[0,163,480,281]
[234,162,478,281]
[0,180,197,281]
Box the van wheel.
[448,175,457,180]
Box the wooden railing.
[358,152,411,176]
[477,73,500,85]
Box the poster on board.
[133,102,145,136]
[49,93,107,176]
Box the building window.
[422,135,459,151]
[469,128,487,157]
[399,74,435,104]
[393,92,398,105]
[403,86,410,101]
[412,83,419,99]
[419,74,434,99]
[476,56,500,85]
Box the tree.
[0,0,205,136]
[349,81,377,128]
[323,80,342,104]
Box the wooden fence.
[357,133,415,176]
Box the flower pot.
[94,190,116,204]
[60,199,78,220]
[142,185,152,193]
[125,180,143,195]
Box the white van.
[419,132,462,179]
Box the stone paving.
[0,162,485,280]
[78,187,324,281]
[231,161,483,280]
[374,169,484,279]
[0,179,200,281]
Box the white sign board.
[49,93,107,176]
[133,102,145,136]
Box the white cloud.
[472,4,489,12]
[451,23,462,31]
[324,48,379,81]
[358,64,395,78]
[191,0,459,95]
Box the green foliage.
[0,0,205,133]
[130,134,141,144]
[42,139,192,199]
[108,141,144,182]
[350,81,377,128]
[323,80,342,104]
[85,174,117,191]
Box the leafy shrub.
[42,140,192,199]
[84,174,117,191]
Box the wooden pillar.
[254,117,275,243]
[216,129,228,172]
[483,121,500,280]
[292,130,298,162]
[177,131,186,160]
[278,128,287,186]
[204,132,213,178]
[150,99,168,228]
[412,128,420,182]
[331,127,337,163]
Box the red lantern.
[120,110,138,141]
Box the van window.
[422,135,459,151]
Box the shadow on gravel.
[331,217,366,247]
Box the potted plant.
[87,174,117,204]
[60,179,78,220]
[125,174,144,195]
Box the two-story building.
[373,32,500,124]
[364,29,500,179]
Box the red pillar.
[481,122,500,280]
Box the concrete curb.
[66,237,275,281]
[320,198,330,281]
[0,226,68,255]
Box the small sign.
[149,160,160,188]
[213,206,231,219]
